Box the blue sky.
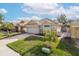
[0,3,79,22]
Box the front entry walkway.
[0,33,30,56]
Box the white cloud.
[18,16,42,21]
[66,6,79,19]
[22,3,59,15]
[19,17,30,20]
[0,8,7,14]
[22,3,68,17]
[32,16,42,20]
[69,6,79,12]
[22,3,79,20]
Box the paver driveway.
[0,33,30,56]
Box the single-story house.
[13,18,79,39]
[17,18,61,34]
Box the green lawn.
[0,32,20,40]
[57,39,79,56]
[7,36,78,56]
[0,33,7,39]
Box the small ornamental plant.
[43,30,58,49]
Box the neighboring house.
[17,18,61,34]
[70,21,79,39]
[17,20,29,32]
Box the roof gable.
[26,20,39,25]
[40,18,57,25]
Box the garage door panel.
[27,27,39,34]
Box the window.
[44,25,50,27]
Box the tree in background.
[1,22,15,36]
[57,14,70,32]
[0,14,4,30]
[0,14,4,23]
[57,14,68,24]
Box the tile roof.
[17,18,60,26]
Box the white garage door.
[27,27,39,34]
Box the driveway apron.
[0,33,30,56]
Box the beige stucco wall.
[26,24,39,28]
[70,26,79,38]
[40,20,58,32]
